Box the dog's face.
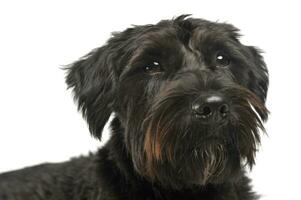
[66,15,268,189]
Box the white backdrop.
[0,0,300,199]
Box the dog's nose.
[191,94,229,121]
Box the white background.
[0,0,300,199]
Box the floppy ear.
[65,46,115,139]
[247,46,269,103]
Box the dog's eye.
[144,61,163,74]
[215,53,230,67]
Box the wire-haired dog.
[0,15,268,200]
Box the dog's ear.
[65,46,115,140]
[65,27,143,139]
[247,46,269,103]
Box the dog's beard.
[130,85,268,189]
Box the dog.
[0,15,268,200]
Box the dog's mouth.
[131,85,268,189]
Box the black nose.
[191,94,229,121]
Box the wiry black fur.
[0,15,269,200]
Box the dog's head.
[66,15,268,189]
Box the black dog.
[0,15,268,200]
